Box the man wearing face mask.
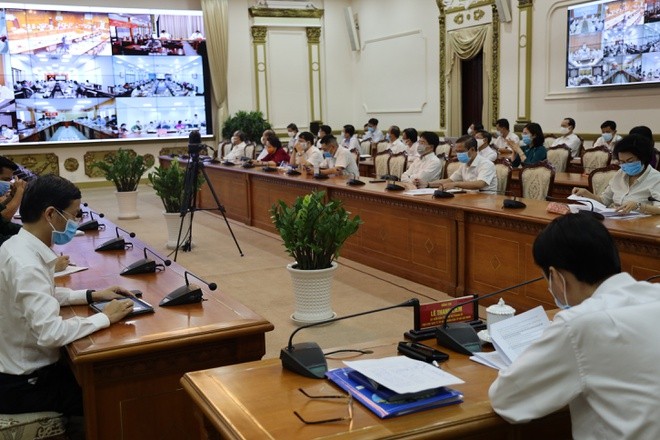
[286,123,299,152]
[386,125,407,154]
[291,131,323,170]
[402,128,419,162]
[0,175,134,437]
[0,156,26,221]
[224,130,248,162]
[341,124,361,152]
[318,135,359,178]
[421,136,497,193]
[360,118,384,143]
[475,130,497,162]
[489,213,660,439]
[551,117,581,158]
[590,120,621,151]
[400,131,442,186]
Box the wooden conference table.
[161,157,660,313]
[181,339,571,439]
[54,216,274,440]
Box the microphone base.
[280,342,328,379]
[77,220,100,231]
[386,183,405,191]
[347,179,365,186]
[433,190,454,199]
[159,285,204,306]
[436,322,482,355]
[120,258,156,276]
[95,237,126,252]
[503,199,526,209]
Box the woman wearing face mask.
[510,122,547,168]
[255,134,290,167]
[572,134,660,215]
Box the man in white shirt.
[424,135,497,193]
[552,117,581,158]
[361,118,384,143]
[400,131,442,185]
[290,131,323,170]
[189,30,204,40]
[0,175,133,433]
[475,130,497,162]
[386,125,407,154]
[319,135,359,178]
[224,130,248,161]
[402,128,420,162]
[489,213,660,440]
[590,120,621,151]
[341,124,361,152]
[493,118,520,158]
[286,123,299,152]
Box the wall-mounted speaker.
[344,6,360,52]
[495,0,512,23]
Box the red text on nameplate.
[417,296,476,330]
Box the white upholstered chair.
[581,146,611,174]
[445,158,461,179]
[520,161,555,200]
[387,152,408,180]
[546,145,571,172]
[435,143,451,157]
[375,141,390,154]
[244,143,256,159]
[493,158,513,194]
[360,140,372,155]
[588,165,620,196]
[219,141,233,158]
[374,151,390,178]
[0,412,67,440]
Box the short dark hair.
[309,121,322,134]
[495,118,510,130]
[533,213,620,284]
[628,125,653,142]
[419,131,440,148]
[298,131,314,144]
[600,120,616,131]
[20,175,82,223]
[319,125,332,135]
[476,130,492,144]
[266,134,282,149]
[287,123,298,132]
[233,130,246,142]
[403,128,418,143]
[0,156,18,172]
[613,134,653,166]
[368,118,379,126]
[389,125,400,138]
[524,122,545,148]
[343,124,355,137]
[564,117,576,129]
[320,135,338,148]
[456,135,477,151]
[471,122,484,132]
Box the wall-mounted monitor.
[566,0,660,88]
[0,3,210,145]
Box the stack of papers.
[470,306,550,370]
[567,195,646,219]
[54,265,89,278]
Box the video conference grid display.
[566,0,660,88]
[0,3,209,144]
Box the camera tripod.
[174,138,244,261]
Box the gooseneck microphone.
[95,226,136,251]
[159,270,217,306]
[500,190,526,209]
[347,172,365,186]
[78,203,105,231]
[436,277,543,355]
[120,247,172,276]
[281,298,420,379]
[433,184,454,199]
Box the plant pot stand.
[287,262,338,323]
[115,190,139,219]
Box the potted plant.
[270,191,362,322]
[93,148,148,219]
[221,110,271,156]
[148,161,205,249]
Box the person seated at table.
[386,125,407,154]
[400,131,442,185]
[510,122,547,168]
[316,124,332,149]
[0,175,135,437]
[175,120,185,131]
[159,30,171,40]
[494,118,520,158]
[361,118,384,143]
[475,130,497,162]
[189,30,204,40]
[590,120,621,151]
[255,135,290,167]
[402,127,419,162]
[224,131,248,162]
[551,117,581,158]
[420,136,497,193]
[572,134,660,215]
[131,120,143,133]
[466,122,483,136]
[341,124,361,152]
[256,129,276,161]
[317,135,359,177]
[489,213,660,440]
[0,156,25,221]
[629,125,657,169]
[286,123,299,152]
[291,131,323,170]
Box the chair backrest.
[375,141,390,154]
[493,158,513,194]
[219,141,232,158]
[244,143,256,159]
[546,145,571,172]
[374,151,390,178]
[653,148,660,170]
[387,152,407,179]
[543,135,556,149]
[351,148,360,165]
[360,140,372,156]
[582,146,611,174]
[435,142,451,157]
[588,164,620,195]
[436,153,448,180]
[445,158,460,179]
[520,161,555,200]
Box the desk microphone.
[95,226,135,251]
[499,191,526,209]
[545,196,604,220]
[78,203,105,231]
[436,277,543,355]
[120,247,172,276]
[347,172,365,186]
[433,184,454,199]
[385,179,405,191]
[281,298,419,379]
[159,270,217,306]
[649,196,659,203]
[379,173,398,181]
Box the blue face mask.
[456,152,470,163]
[0,180,10,196]
[49,210,79,245]
[620,161,643,176]
[368,127,374,133]
[323,151,333,159]
[522,134,532,146]
[601,132,613,142]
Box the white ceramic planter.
[287,261,338,323]
[115,190,139,219]
[163,211,193,249]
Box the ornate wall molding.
[491,3,500,126]
[305,27,321,44]
[251,26,268,44]
[306,27,323,122]
[249,7,324,19]
[84,149,137,178]
[437,1,447,129]
[516,0,533,124]
[64,158,79,172]
[6,153,59,176]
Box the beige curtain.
[445,25,492,136]
[201,0,229,141]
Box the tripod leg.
[174,158,200,261]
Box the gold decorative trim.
[446,0,494,14]
[64,158,79,172]
[248,7,324,19]
[474,9,485,21]
[305,27,321,44]
[437,2,446,130]
[159,147,189,157]
[251,26,267,44]
[6,153,59,176]
[517,0,533,124]
[144,154,155,168]
[492,3,500,128]
[518,0,533,6]
[83,149,136,178]
[453,13,464,25]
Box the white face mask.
[548,271,570,310]
[288,131,294,138]
[495,130,502,138]
[476,138,486,148]
[559,126,569,135]
[467,127,474,135]
[416,144,426,155]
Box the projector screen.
[0,3,211,145]
[566,0,660,88]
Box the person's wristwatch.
[86,289,96,304]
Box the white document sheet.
[489,306,550,365]
[470,351,510,370]
[403,188,436,196]
[54,265,89,278]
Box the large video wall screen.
[0,3,210,145]
[566,0,660,88]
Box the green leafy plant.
[270,191,362,270]
[148,161,205,213]
[221,110,271,144]
[93,149,148,192]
